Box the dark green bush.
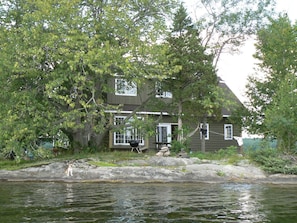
[248,148,297,174]
[191,146,242,165]
[216,146,238,157]
[170,140,189,153]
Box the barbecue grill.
[129,140,140,153]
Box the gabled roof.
[218,77,242,117]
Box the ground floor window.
[200,123,209,140]
[114,116,144,145]
[224,124,233,140]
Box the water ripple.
[0,182,297,222]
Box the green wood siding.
[109,115,241,153]
[106,77,242,153]
[190,118,241,152]
[107,78,150,106]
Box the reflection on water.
[1,182,297,222]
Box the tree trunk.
[89,131,108,150]
[71,130,89,153]
[201,134,206,153]
[177,101,183,142]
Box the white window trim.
[224,124,233,140]
[200,123,209,140]
[115,78,137,96]
[114,116,144,145]
[155,82,172,98]
[156,123,172,144]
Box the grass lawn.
[0,150,154,170]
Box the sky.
[184,0,297,103]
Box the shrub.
[248,148,297,174]
[216,146,238,157]
[191,146,242,165]
[170,140,190,153]
[31,148,55,160]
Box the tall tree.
[190,0,276,68]
[244,14,297,151]
[0,0,177,153]
[161,4,221,151]
[264,74,297,151]
[182,0,276,151]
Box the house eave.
[106,110,231,118]
[105,110,170,116]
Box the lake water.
[0,182,296,223]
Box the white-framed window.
[200,123,209,140]
[114,116,144,145]
[155,82,172,98]
[224,124,233,140]
[156,123,172,143]
[115,78,137,96]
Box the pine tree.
[161,4,220,151]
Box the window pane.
[224,124,233,140]
[155,82,172,98]
[115,132,124,144]
[200,123,209,140]
[126,82,137,95]
[114,116,143,145]
[115,79,137,96]
[115,79,125,95]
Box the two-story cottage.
[106,76,242,152]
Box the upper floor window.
[155,82,172,98]
[224,124,233,140]
[200,123,209,140]
[115,78,137,96]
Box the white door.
[156,124,172,145]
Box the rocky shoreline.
[1,157,297,184]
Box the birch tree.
[190,0,276,68]
[244,15,297,151]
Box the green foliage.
[248,148,297,174]
[172,4,193,32]
[0,0,177,151]
[0,150,145,170]
[162,4,220,143]
[0,141,24,161]
[216,146,238,157]
[216,170,226,177]
[216,146,243,165]
[171,140,190,153]
[264,74,297,151]
[166,4,219,115]
[161,0,275,145]
[31,148,54,160]
[0,160,51,171]
[244,14,297,152]
[0,0,275,152]
[191,146,242,164]
[88,161,118,167]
